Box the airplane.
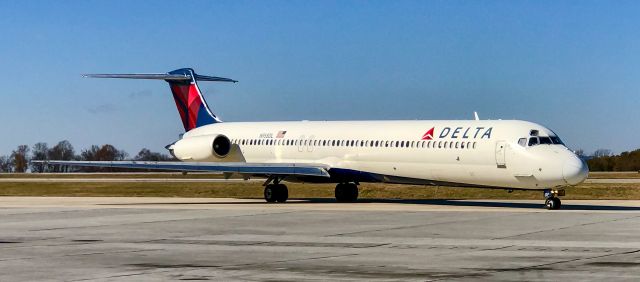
[37,68,589,210]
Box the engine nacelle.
[212,135,231,157]
[170,134,243,162]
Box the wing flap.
[31,161,330,178]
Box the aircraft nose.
[563,155,589,185]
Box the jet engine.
[212,135,231,157]
[168,134,243,162]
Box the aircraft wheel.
[346,183,359,202]
[275,184,288,203]
[335,184,346,202]
[264,185,277,203]
[545,197,561,210]
[335,183,358,203]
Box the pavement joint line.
[26,210,300,232]
[222,253,361,268]
[491,213,640,240]
[68,269,177,282]
[326,212,519,237]
[428,248,640,282]
[0,249,164,262]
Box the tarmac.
[1,197,640,281]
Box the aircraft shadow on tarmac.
[101,198,640,211]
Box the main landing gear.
[544,189,565,210]
[335,183,359,203]
[263,176,288,203]
[264,184,288,203]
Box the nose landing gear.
[544,189,565,210]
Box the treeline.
[0,140,175,173]
[585,148,640,172]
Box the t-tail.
[84,68,237,131]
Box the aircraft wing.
[32,160,330,178]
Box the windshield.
[550,136,564,145]
[539,137,552,145]
[527,136,564,146]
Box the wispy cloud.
[128,90,152,99]
[86,103,117,114]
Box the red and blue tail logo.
[167,68,230,131]
[168,69,221,131]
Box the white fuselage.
[170,120,588,190]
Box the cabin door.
[495,141,507,168]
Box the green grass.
[0,172,229,179]
[0,181,639,200]
[588,171,640,179]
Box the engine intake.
[212,135,231,157]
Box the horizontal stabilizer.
[83,73,237,83]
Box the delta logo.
[421,127,435,140]
[421,126,493,140]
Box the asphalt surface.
[1,197,640,281]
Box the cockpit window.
[539,137,552,145]
[528,135,565,147]
[550,136,564,145]
[518,138,527,147]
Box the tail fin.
[84,68,237,132]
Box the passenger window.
[438,141,442,149]
[528,137,539,146]
[518,138,527,147]
[461,142,465,149]
[449,142,453,149]
[473,142,477,149]
[455,142,458,149]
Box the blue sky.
[0,1,638,156]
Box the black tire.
[276,184,288,203]
[264,185,277,203]
[335,183,358,203]
[346,184,359,202]
[335,184,346,202]
[545,198,553,210]
[545,197,561,210]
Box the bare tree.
[593,149,612,158]
[134,148,174,161]
[11,145,30,173]
[48,140,76,172]
[80,144,128,172]
[0,155,13,172]
[31,142,49,173]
